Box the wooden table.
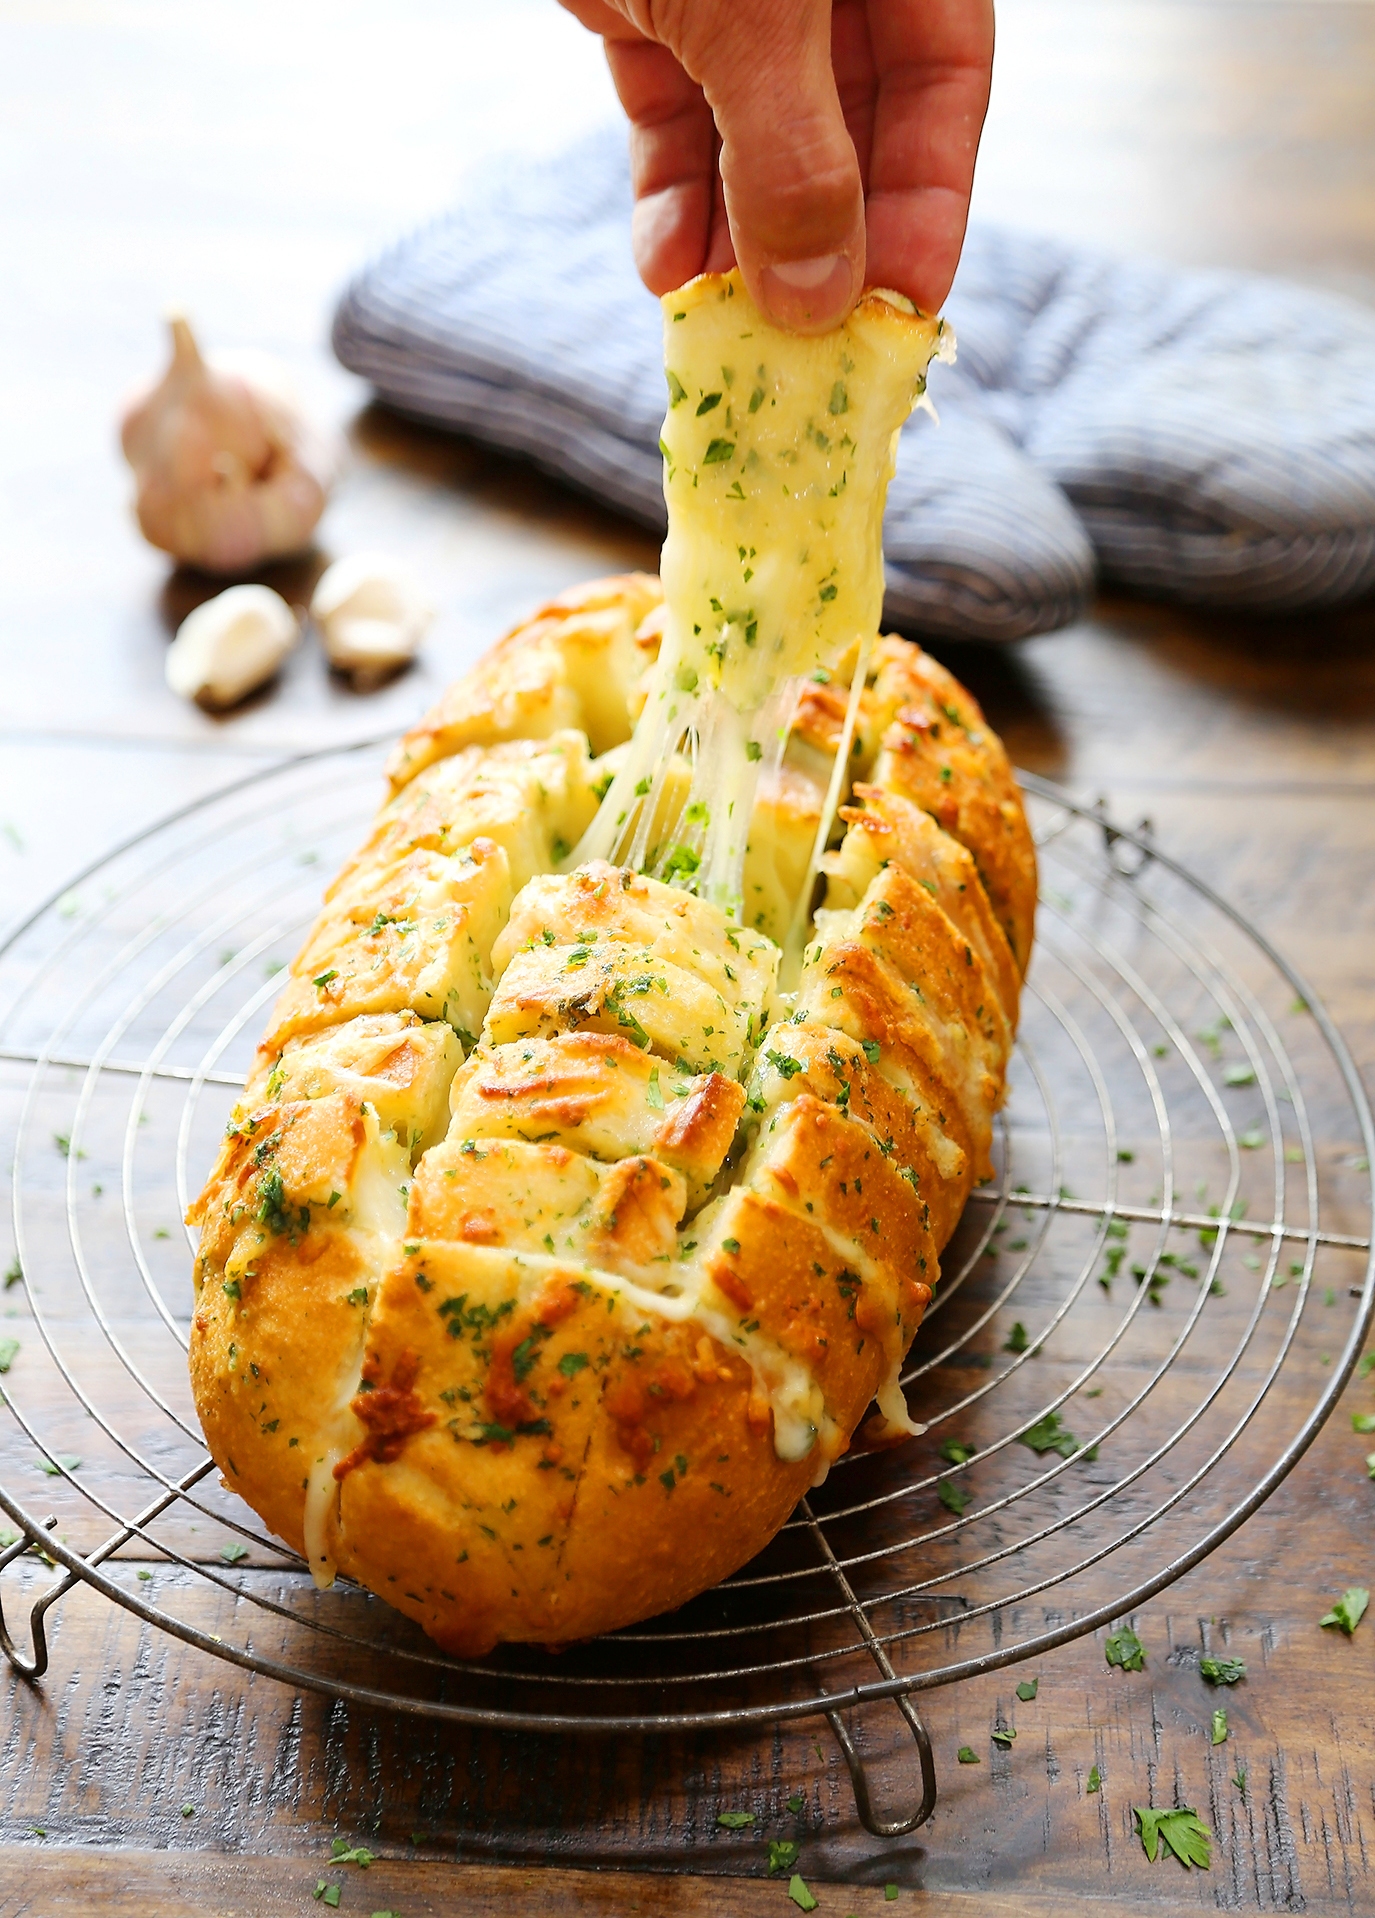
[2,2,1374,1912]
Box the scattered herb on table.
[1086,1765,1102,1794]
[3,1257,20,1289]
[1020,1410,1095,1460]
[1211,1709,1228,1746]
[767,1839,799,1875]
[1105,1624,1146,1671]
[937,1478,971,1516]
[716,1811,753,1829]
[991,1727,1016,1748]
[957,1747,980,1764]
[785,1794,804,1816]
[0,1336,19,1372]
[1199,1654,1246,1685]
[788,1875,818,1912]
[939,1438,974,1465]
[884,1888,900,1903]
[1016,1679,1038,1701]
[36,1454,80,1476]
[329,1838,375,1867]
[1003,1321,1029,1354]
[181,1803,195,1818]
[1233,1766,1247,1795]
[219,1541,248,1564]
[1320,1586,1370,1635]
[1134,1806,1211,1869]
[313,1888,340,1909]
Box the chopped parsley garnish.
[939,1438,974,1465]
[558,1351,589,1378]
[1003,1321,1029,1354]
[1105,1624,1146,1671]
[745,739,762,761]
[788,1876,818,1913]
[818,582,838,602]
[1019,1409,1095,1460]
[1211,1709,1228,1746]
[1015,1678,1038,1702]
[861,1038,881,1063]
[716,1811,753,1829]
[1320,1586,1369,1635]
[828,380,848,415]
[696,391,722,415]
[0,1337,19,1374]
[329,1839,375,1867]
[990,1727,1015,1748]
[665,370,687,406]
[702,437,735,464]
[937,1479,970,1516]
[956,1746,980,1764]
[767,1839,799,1875]
[312,970,338,990]
[220,1541,249,1564]
[1199,1654,1246,1685]
[645,1066,665,1111]
[766,1050,803,1079]
[722,1237,740,1256]
[1133,1806,1211,1870]
[1086,1764,1101,1793]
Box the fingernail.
[758,254,855,332]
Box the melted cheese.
[303,1105,410,1589]
[573,271,949,922]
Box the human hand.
[558,0,994,331]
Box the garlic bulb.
[121,315,338,574]
[310,553,433,686]
[166,585,299,709]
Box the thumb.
[678,1,865,331]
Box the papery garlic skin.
[310,553,433,685]
[166,585,300,709]
[121,316,338,574]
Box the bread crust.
[188,573,1035,1654]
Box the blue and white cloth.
[333,126,1375,641]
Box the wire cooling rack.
[1,746,1372,1837]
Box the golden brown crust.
[188,573,1035,1656]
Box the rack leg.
[0,1517,72,1682]
[826,1693,938,1836]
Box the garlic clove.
[310,553,433,686]
[120,315,339,575]
[166,584,300,710]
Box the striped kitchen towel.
[333,125,1375,639]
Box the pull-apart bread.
[188,276,1036,1657]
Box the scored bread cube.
[795,866,1002,1180]
[488,863,777,1078]
[409,1137,686,1278]
[825,784,1022,1031]
[384,574,661,793]
[447,1032,744,1212]
[243,1011,462,1159]
[264,838,514,1052]
[333,731,600,910]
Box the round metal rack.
[1,747,1371,1837]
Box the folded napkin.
[334,125,1375,640]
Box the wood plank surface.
[2,2,1374,1914]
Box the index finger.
[858,0,995,311]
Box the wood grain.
[2,1,1374,1912]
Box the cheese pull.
[573,272,951,918]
